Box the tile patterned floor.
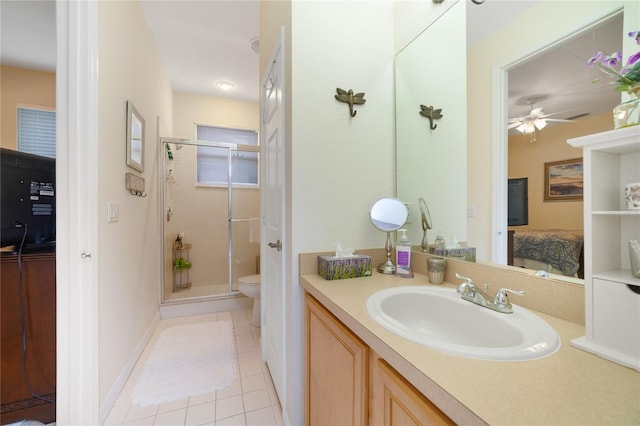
[104,309,282,426]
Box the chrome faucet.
[454,273,524,314]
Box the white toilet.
[238,274,261,327]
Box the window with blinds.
[196,125,259,187]
[17,107,56,158]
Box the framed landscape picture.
[544,158,583,201]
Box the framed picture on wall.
[544,158,583,201]
[126,101,145,173]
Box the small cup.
[630,240,640,279]
[427,257,446,285]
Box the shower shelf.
[174,243,192,291]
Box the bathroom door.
[261,31,286,406]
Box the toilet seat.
[238,274,260,286]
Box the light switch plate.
[107,202,119,223]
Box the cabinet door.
[370,353,454,426]
[305,294,368,425]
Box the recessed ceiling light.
[217,80,234,90]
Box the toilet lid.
[238,274,260,285]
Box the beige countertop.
[300,267,640,425]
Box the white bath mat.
[132,320,237,406]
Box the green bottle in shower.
[166,144,174,160]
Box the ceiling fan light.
[517,122,534,134]
[534,119,547,130]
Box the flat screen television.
[508,177,528,226]
[1,148,56,252]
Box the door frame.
[56,0,100,423]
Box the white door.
[261,30,286,405]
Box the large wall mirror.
[396,0,639,286]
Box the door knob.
[268,240,282,251]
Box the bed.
[508,229,584,278]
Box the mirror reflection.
[396,1,636,286]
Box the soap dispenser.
[395,229,413,278]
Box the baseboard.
[99,311,161,424]
[159,294,251,319]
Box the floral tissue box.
[317,254,372,280]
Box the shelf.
[593,269,640,286]
[592,210,640,216]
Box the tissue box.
[430,247,476,262]
[318,254,372,280]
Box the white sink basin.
[366,286,560,361]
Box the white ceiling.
[0,0,623,122]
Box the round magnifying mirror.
[370,197,408,232]
[370,198,408,274]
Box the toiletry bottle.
[435,229,446,251]
[395,229,413,277]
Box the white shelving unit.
[568,126,640,371]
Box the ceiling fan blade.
[534,119,547,130]
[545,118,575,123]
[508,122,523,129]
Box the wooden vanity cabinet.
[369,353,455,426]
[305,293,454,425]
[305,294,368,425]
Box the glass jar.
[613,85,640,129]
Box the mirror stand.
[369,197,409,275]
[378,231,396,274]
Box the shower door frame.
[160,137,260,303]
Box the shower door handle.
[268,240,282,251]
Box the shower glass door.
[161,137,260,303]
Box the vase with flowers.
[587,30,640,129]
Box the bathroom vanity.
[300,250,640,425]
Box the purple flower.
[629,30,640,44]
[586,51,603,66]
[603,51,622,67]
[627,51,640,67]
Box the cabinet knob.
[81,252,93,259]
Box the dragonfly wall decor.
[335,88,366,117]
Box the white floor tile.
[154,408,187,425]
[215,413,246,426]
[244,406,276,426]
[105,309,282,426]
[215,395,245,421]
[242,389,271,412]
[185,401,215,426]
[241,374,266,393]
[217,379,242,400]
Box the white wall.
[96,0,173,412]
[286,1,396,423]
[467,0,640,260]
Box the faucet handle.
[493,288,525,309]
[454,273,475,294]
[454,273,474,285]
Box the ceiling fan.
[508,98,575,142]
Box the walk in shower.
[161,135,260,303]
